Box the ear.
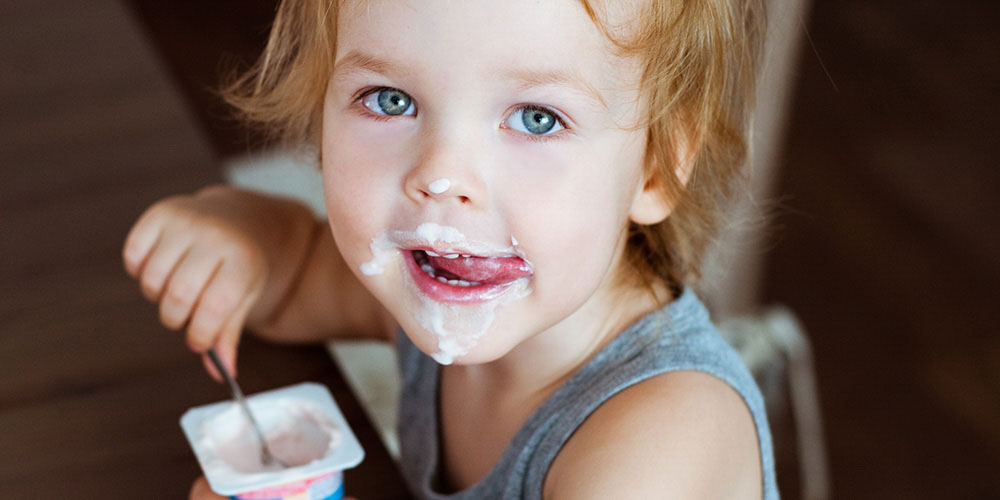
[628,175,672,225]
[628,150,694,225]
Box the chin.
[397,314,521,366]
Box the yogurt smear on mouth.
[359,223,532,364]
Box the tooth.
[443,254,459,259]
[461,254,470,258]
[469,281,480,286]
[457,280,470,287]
[425,250,440,257]
[437,276,448,283]
[420,264,435,276]
[447,279,460,286]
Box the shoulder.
[543,370,762,500]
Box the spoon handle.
[206,348,278,466]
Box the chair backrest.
[699,0,814,319]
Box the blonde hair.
[225,0,765,293]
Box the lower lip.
[402,251,522,304]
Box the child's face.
[322,0,663,363]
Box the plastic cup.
[181,382,365,500]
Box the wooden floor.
[3,0,998,498]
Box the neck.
[454,280,668,403]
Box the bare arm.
[543,371,763,499]
[248,214,396,344]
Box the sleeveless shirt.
[396,288,779,499]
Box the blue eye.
[505,106,564,135]
[362,88,416,116]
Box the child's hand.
[123,185,316,379]
[188,477,226,500]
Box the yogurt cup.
[181,382,365,499]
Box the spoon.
[206,348,286,468]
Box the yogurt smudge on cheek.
[359,232,395,276]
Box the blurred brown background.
[3,0,997,498]
[762,0,999,497]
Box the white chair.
[701,0,830,497]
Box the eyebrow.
[333,50,608,110]
[502,68,609,110]
[332,50,402,80]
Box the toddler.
[124,0,777,498]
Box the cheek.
[499,143,637,290]
[321,110,411,216]
[322,146,371,222]
[320,126,400,270]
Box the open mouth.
[413,250,482,287]
[404,249,533,303]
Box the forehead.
[334,0,643,101]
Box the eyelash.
[506,105,569,143]
[350,87,570,141]
[351,86,415,122]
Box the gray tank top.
[396,288,779,499]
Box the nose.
[403,131,486,207]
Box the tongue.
[427,254,532,284]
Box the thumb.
[201,289,255,381]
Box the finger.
[189,476,227,500]
[186,257,260,353]
[199,320,242,382]
[201,352,224,383]
[122,208,166,277]
[139,236,191,303]
[213,289,258,378]
[197,290,254,383]
[159,250,223,330]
